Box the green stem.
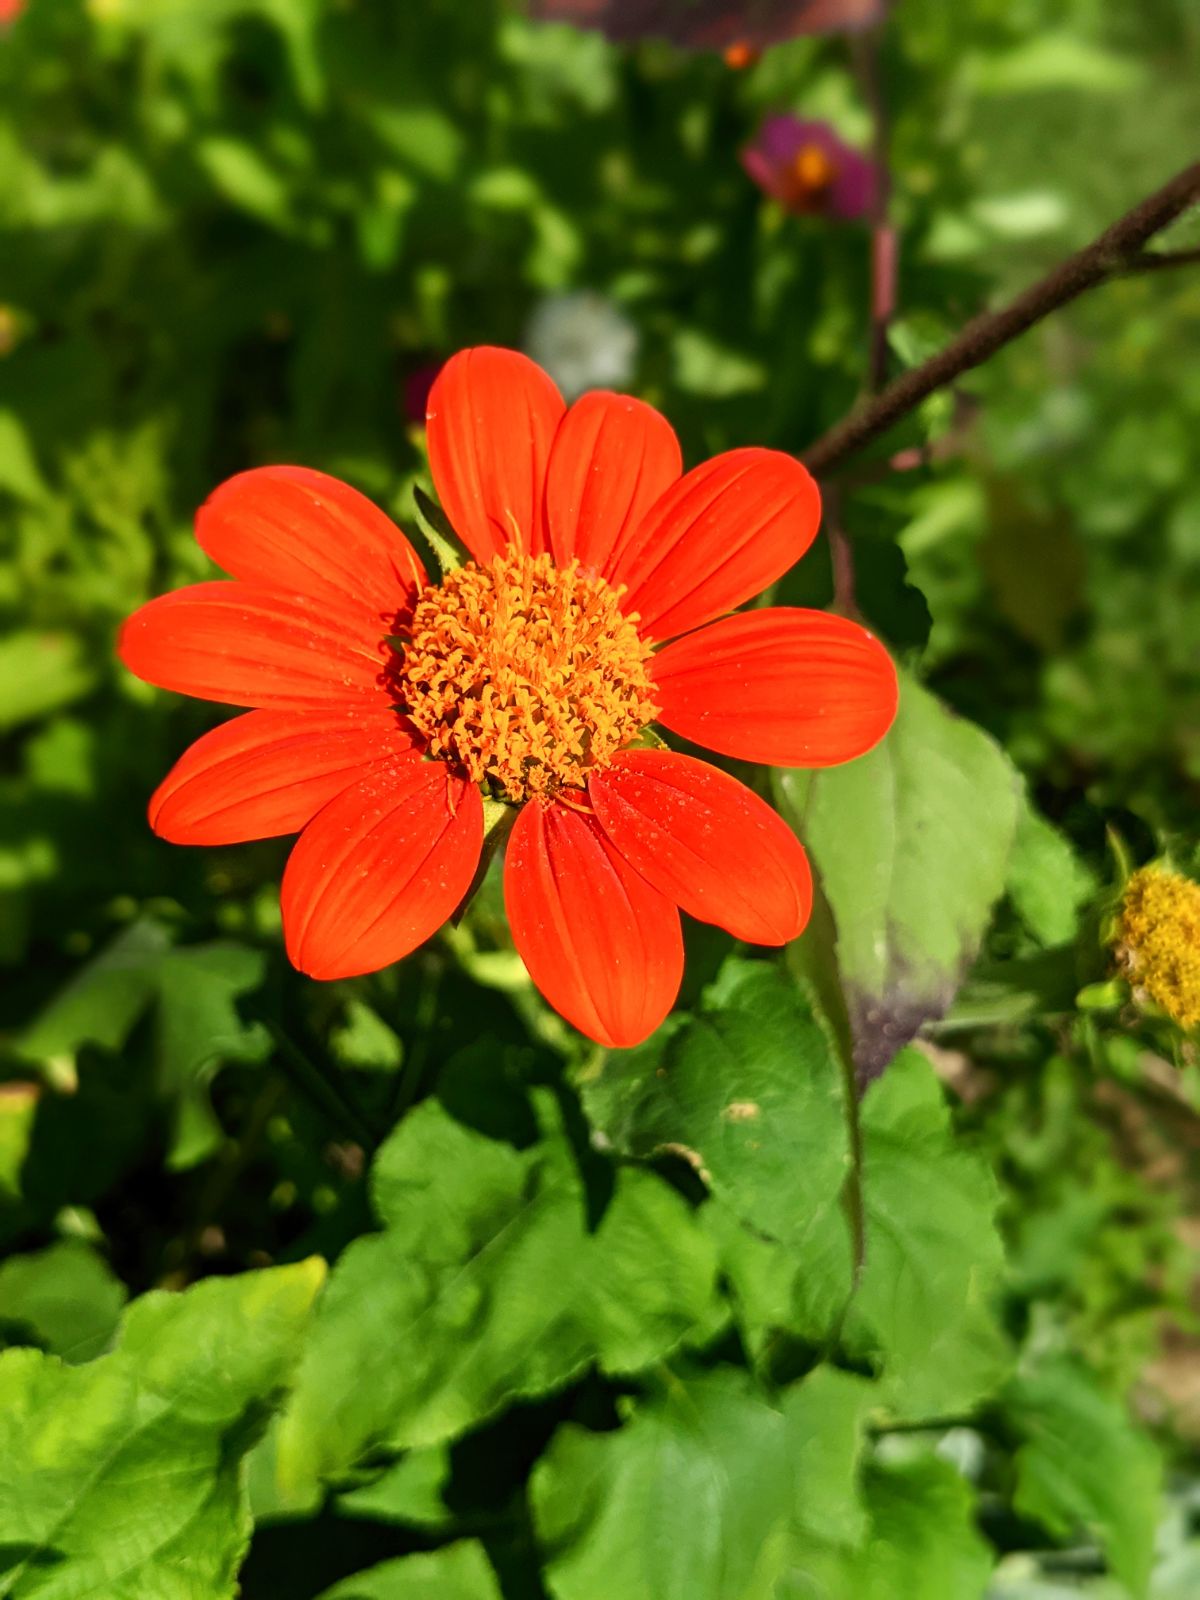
[384,954,445,1127]
[451,797,517,927]
[265,1020,378,1149]
[840,1044,867,1285]
[169,1073,287,1284]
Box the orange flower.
[119,348,897,1047]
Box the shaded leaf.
[155,942,271,1169]
[336,1446,456,1531]
[1007,1357,1162,1598]
[315,1541,503,1600]
[531,1367,795,1600]
[15,922,270,1170]
[0,633,94,733]
[783,1452,994,1599]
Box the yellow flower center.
[784,143,838,210]
[1118,866,1200,1029]
[391,551,660,803]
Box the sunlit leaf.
[0,1240,126,1364]
[776,675,1021,1083]
[0,1260,324,1600]
[274,1066,720,1505]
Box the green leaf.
[196,137,294,230]
[782,1366,875,1551]
[0,1084,39,1204]
[963,34,1143,95]
[672,329,767,397]
[586,969,1007,1410]
[155,942,271,1169]
[583,960,852,1345]
[14,918,172,1072]
[784,1452,994,1600]
[274,1077,719,1504]
[531,1365,899,1600]
[0,1260,324,1600]
[315,1542,503,1600]
[336,1446,456,1531]
[329,999,404,1073]
[1007,792,1096,948]
[15,923,270,1169]
[531,1367,796,1600]
[0,1241,126,1364]
[0,633,96,735]
[849,1050,1010,1418]
[0,409,50,502]
[979,482,1086,650]
[363,105,465,181]
[584,961,849,1257]
[775,675,1021,1083]
[1006,1357,1162,1598]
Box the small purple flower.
[527,0,888,51]
[403,361,443,425]
[741,116,879,220]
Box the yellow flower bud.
[1117,867,1200,1029]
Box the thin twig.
[853,30,895,395]
[803,161,1200,475]
[384,953,445,1128]
[838,392,981,488]
[1121,245,1200,274]
[825,484,857,615]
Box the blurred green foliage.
[2,1,1200,1596]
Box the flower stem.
[264,1019,378,1150]
[852,28,895,397]
[839,1040,867,1284]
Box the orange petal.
[282,756,482,980]
[196,466,425,624]
[543,389,681,572]
[613,448,820,641]
[652,607,898,766]
[150,708,420,846]
[504,800,682,1048]
[118,583,391,710]
[426,347,565,561]
[590,749,812,944]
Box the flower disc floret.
[393,551,660,802]
[1118,866,1200,1029]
